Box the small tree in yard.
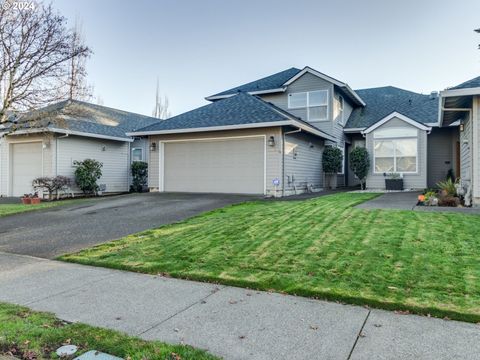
[349,147,370,190]
[130,161,148,193]
[32,176,71,200]
[74,159,102,195]
[322,146,343,189]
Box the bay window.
[373,128,418,173]
[288,90,328,121]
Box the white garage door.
[11,142,43,196]
[163,137,265,194]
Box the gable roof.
[4,100,161,141]
[450,75,480,90]
[206,68,301,100]
[131,92,335,141]
[345,86,439,130]
[206,66,365,107]
[362,112,432,134]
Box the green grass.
[0,199,89,217]
[60,193,480,323]
[0,302,218,360]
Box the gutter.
[128,120,336,142]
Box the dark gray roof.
[207,68,301,98]
[345,86,439,129]
[8,100,161,140]
[135,92,334,140]
[450,76,480,90]
[138,92,290,132]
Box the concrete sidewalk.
[0,252,479,360]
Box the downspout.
[282,128,302,197]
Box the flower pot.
[30,198,41,205]
[385,179,403,191]
[21,197,31,205]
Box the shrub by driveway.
[61,192,480,323]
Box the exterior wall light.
[459,122,464,132]
[268,136,275,147]
[150,142,157,152]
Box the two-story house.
[131,66,459,198]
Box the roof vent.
[430,91,439,99]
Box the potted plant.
[30,193,41,205]
[385,173,403,190]
[21,194,32,205]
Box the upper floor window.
[288,90,328,121]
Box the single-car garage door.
[163,137,265,194]
[11,142,43,196]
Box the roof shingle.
[345,86,438,129]
[450,75,480,90]
[207,68,301,98]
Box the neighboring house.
[0,100,159,197]
[440,76,480,206]
[129,66,464,198]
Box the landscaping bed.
[60,192,480,323]
[0,302,217,360]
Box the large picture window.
[373,128,417,173]
[288,90,328,121]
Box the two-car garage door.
[162,137,265,194]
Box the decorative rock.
[56,345,78,357]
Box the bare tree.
[0,2,92,123]
[62,19,93,101]
[152,77,171,119]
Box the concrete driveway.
[0,192,256,259]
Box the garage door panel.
[164,138,264,194]
[11,142,43,196]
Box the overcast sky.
[52,0,480,117]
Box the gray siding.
[284,132,324,194]
[260,72,334,135]
[460,115,472,182]
[474,96,480,203]
[56,136,129,193]
[365,117,428,189]
[148,127,283,197]
[427,127,458,188]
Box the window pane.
[309,90,328,106]
[309,106,327,120]
[374,140,394,157]
[395,139,417,157]
[397,157,416,172]
[375,158,394,172]
[288,92,307,108]
[374,127,417,138]
[132,148,143,161]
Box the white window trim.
[373,136,419,175]
[288,90,329,121]
[131,147,144,162]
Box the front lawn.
[0,302,218,360]
[60,193,480,322]
[0,199,87,217]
